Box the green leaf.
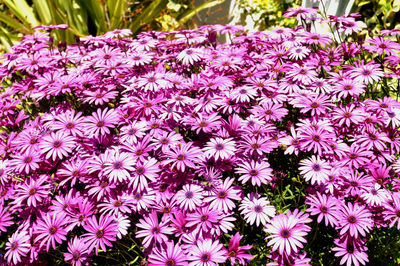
[107,0,127,29]
[177,0,226,25]
[3,0,39,26]
[0,13,32,34]
[77,0,106,34]
[129,0,168,34]
[32,0,52,24]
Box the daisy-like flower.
[136,211,173,248]
[295,93,334,116]
[177,48,203,65]
[84,108,119,137]
[119,120,147,144]
[129,157,160,192]
[332,237,369,266]
[0,202,13,234]
[186,206,220,235]
[10,149,41,174]
[265,211,311,256]
[51,110,84,136]
[349,60,384,85]
[14,174,50,208]
[288,46,310,60]
[226,232,253,265]
[235,159,273,186]
[188,238,227,266]
[64,236,90,266]
[103,150,136,183]
[383,192,400,229]
[339,143,373,169]
[360,183,389,207]
[364,36,399,55]
[39,131,75,160]
[34,212,69,251]
[332,104,365,127]
[162,142,203,172]
[203,177,241,213]
[148,241,187,266]
[299,155,331,185]
[203,137,236,161]
[174,184,204,211]
[332,78,365,99]
[82,214,118,255]
[337,202,373,238]
[191,112,222,134]
[5,230,30,265]
[306,193,340,227]
[239,194,276,227]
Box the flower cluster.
[0,6,400,265]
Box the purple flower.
[187,238,227,266]
[34,212,69,251]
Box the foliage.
[0,0,225,51]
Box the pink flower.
[174,184,204,211]
[306,192,340,227]
[129,157,159,192]
[203,137,236,161]
[203,177,241,213]
[299,155,331,185]
[39,131,75,160]
[148,241,188,266]
[337,202,373,238]
[236,159,273,186]
[187,238,227,266]
[5,230,30,265]
[34,212,69,251]
[84,108,119,137]
[162,142,203,171]
[82,214,118,255]
[64,236,90,266]
[226,232,253,265]
[136,211,173,248]
[14,174,50,207]
[239,194,276,227]
[103,149,136,183]
[265,211,311,256]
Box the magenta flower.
[148,241,188,266]
[5,230,30,265]
[187,238,227,266]
[10,150,41,174]
[174,184,204,211]
[34,212,69,251]
[332,237,369,266]
[84,108,119,137]
[64,236,90,266]
[203,177,241,213]
[136,211,173,248]
[338,202,373,238]
[239,194,276,227]
[162,142,203,171]
[14,174,50,207]
[236,159,273,186]
[39,130,75,160]
[203,137,236,161]
[299,155,331,185]
[82,214,118,255]
[306,192,340,227]
[129,157,159,192]
[0,202,13,234]
[103,150,136,183]
[265,211,311,256]
[226,232,253,265]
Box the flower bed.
[0,9,400,265]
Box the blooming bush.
[1,7,400,265]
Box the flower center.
[312,135,321,142]
[347,215,357,224]
[30,137,37,144]
[160,138,168,144]
[201,253,210,262]
[66,122,75,129]
[49,226,57,235]
[177,154,185,161]
[53,140,62,148]
[249,169,258,176]
[312,164,321,171]
[72,251,80,261]
[320,206,328,213]
[136,167,145,175]
[185,191,194,199]
[311,102,319,108]
[29,188,36,195]
[199,121,208,128]
[292,139,300,145]
[215,143,224,150]
[370,189,378,196]
[152,226,160,233]
[300,69,307,75]
[114,200,122,207]
[24,156,32,163]
[362,70,371,76]
[349,153,358,159]
[228,250,236,257]
[163,206,171,213]
[113,161,122,169]
[218,191,227,199]
[369,134,377,140]
[96,230,104,238]
[96,120,104,127]
[10,242,18,250]
[134,193,142,200]
[166,259,175,266]
[280,229,291,238]
[254,205,263,213]
[344,85,353,90]
[265,110,272,115]
[200,215,208,222]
